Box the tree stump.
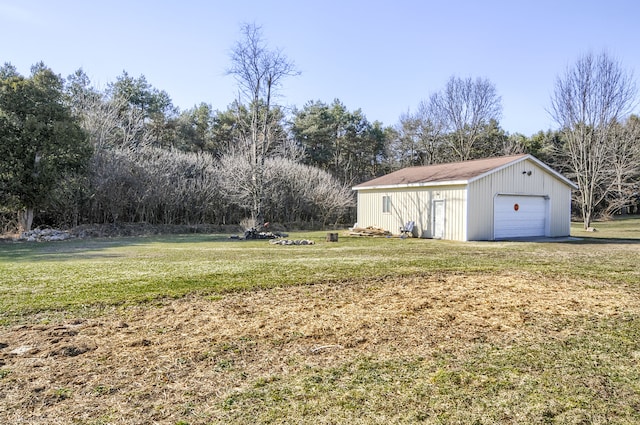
[326,232,338,242]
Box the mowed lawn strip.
[1,219,640,322]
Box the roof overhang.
[353,154,578,191]
[352,179,469,191]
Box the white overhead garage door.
[494,195,547,239]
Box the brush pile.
[18,228,72,242]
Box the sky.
[1,0,639,136]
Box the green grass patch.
[571,215,640,240]
[1,219,640,322]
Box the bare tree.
[89,146,222,225]
[605,115,640,216]
[226,23,299,226]
[550,51,637,228]
[219,155,353,225]
[65,70,152,150]
[432,76,502,161]
[393,96,447,167]
[414,96,448,164]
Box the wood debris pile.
[349,226,392,237]
[18,228,72,242]
[243,227,288,240]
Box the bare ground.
[1,272,638,424]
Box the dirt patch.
[1,272,638,424]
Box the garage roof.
[353,154,578,190]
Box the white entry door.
[494,195,547,239]
[432,199,445,239]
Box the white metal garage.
[353,154,578,241]
[493,195,548,239]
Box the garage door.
[494,195,547,239]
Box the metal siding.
[356,185,467,240]
[467,159,573,240]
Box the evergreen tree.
[0,62,92,231]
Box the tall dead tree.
[226,23,298,227]
[550,51,637,228]
[606,115,640,216]
[432,76,502,161]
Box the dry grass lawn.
[2,270,639,424]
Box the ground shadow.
[493,235,640,245]
[0,233,238,262]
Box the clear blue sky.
[2,0,638,136]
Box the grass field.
[1,218,639,424]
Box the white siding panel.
[356,185,467,240]
[467,159,573,240]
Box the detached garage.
[352,154,577,241]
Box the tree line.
[1,24,639,233]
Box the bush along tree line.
[1,26,639,234]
